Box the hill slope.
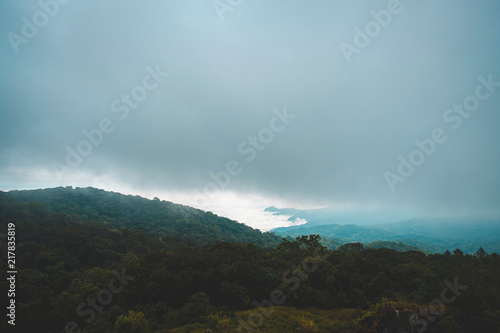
[0,186,281,248]
[1,187,499,332]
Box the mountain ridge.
[269,207,500,254]
[0,186,281,248]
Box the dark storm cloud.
[1,0,499,218]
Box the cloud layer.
[1,0,500,224]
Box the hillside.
[273,223,395,243]
[271,209,500,254]
[1,188,500,332]
[0,187,281,248]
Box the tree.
[453,248,463,257]
[339,243,365,253]
[113,310,150,333]
[476,247,487,257]
[437,316,460,333]
[276,238,301,253]
[27,201,47,218]
[296,235,325,252]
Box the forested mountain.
[1,188,499,332]
[373,217,500,253]
[0,187,280,248]
[272,212,500,254]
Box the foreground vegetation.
[1,188,499,332]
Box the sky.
[1,0,500,231]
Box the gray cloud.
[1,0,499,220]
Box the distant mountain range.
[2,188,498,255]
[269,207,500,254]
[265,206,413,226]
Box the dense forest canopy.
[1,188,499,332]
[0,187,281,248]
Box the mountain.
[273,223,394,243]
[264,205,302,217]
[365,240,432,254]
[373,217,500,253]
[0,187,281,248]
[265,206,413,226]
[271,212,500,254]
[1,187,500,332]
[374,217,500,240]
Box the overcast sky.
[1,0,499,230]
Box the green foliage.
[299,317,318,332]
[232,306,360,333]
[0,187,281,248]
[273,217,500,254]
[0,187,499,332]
[366,240,431,254]
[476,246,487,257]
[113,310,150,333]
[338,242,364,253]
[437,315,460,333]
